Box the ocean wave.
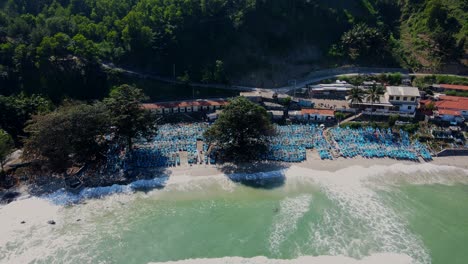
[269,195,312,255]
[148,253,414,264]
[40,162,468,206]
[2,163,467,263]
[42,177,169,205]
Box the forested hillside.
[0,0,466,101]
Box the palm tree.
[365,84,384,120]
[348,87,365,108]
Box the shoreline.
[2,156,468,205]
[167,156,468,177]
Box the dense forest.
[0,0,467,101]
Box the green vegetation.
[365,84,385,119]
[24,102,110,169]
[388,114,399,126]
[348,87,365,105]
[413,75,468,88]
[1,0,466,103]
[0,129,14,171]
[339,73,403,85]
[23,85,157,171]
[397,0,467,71]
[334,112,346,124]
[0,93,54,145]
[204,97,273,162]
[104,85,157,150]
[337,23,388,61]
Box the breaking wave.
[148,253,414,264]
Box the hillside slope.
[0,0,466,99]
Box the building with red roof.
[430,95,468,124]
[438,84,468,92]
[288,108,335,122]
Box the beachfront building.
[350,86,421,117]
[428,95,468,124]
[289,109,335,122]
[142,99,229,114]
[308,81,354,99]
[240,90,289,103]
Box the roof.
[436,100,468,111]
[263,102,284,108]
[309,83,353,89]
[301,109,335,116]
[310,87,351,92]
[438,95,468,102]
[437,109,462,116]
[142,99,229,109]
[267,110,284,116]
[439,84,468,92]
[240,91,289,99]
[386,86,420,97]
[351,95,392,106]
[435,95,468,111]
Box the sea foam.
[148,253,413,264]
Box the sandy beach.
[166,155,468,177]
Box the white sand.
[165,156,468,177]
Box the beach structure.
[142,99,229,114]
[240,90,289,102]
[424,95,468,124]
[349,86,420,117]
[308,81,354,99]
[289,109,335,123]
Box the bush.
[388,114,399,126]
[400,123,419,134]
[340,122,362,129]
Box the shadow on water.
[221,162,290,190]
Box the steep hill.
[0,0,466,100]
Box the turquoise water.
[0,164,467,264]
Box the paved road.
[102,63,467,95]
[102,63,255,92]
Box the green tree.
[69,34,98,60]
[348,87,365,107]
[204,97,273,162]
[340,23,386,60]
[24,102,110,170]
[214,60,228,84]
[0,129,14,171]
[334,111,346,125]
[388,114,399,126]
[365,84,384,119]
[0,94,53,144]
[104,85,157,150]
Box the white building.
[350,86,420,117]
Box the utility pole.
[173,64,176,79]
[294,79,297,99]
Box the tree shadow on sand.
[219,161,290,189]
